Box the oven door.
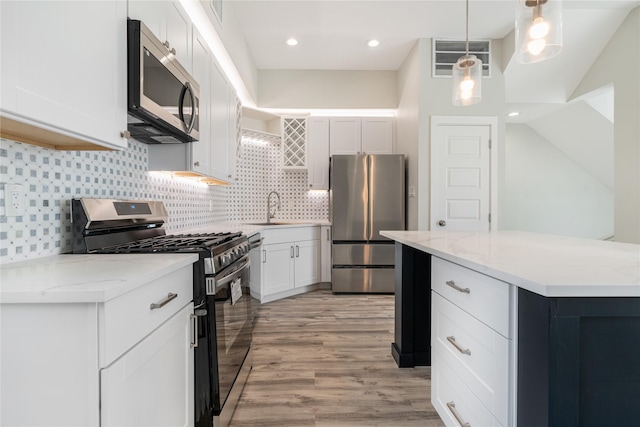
[210,255,254,414]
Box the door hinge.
[488,139,492,149]
[489,213,492,223]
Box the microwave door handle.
[179,82,197,134]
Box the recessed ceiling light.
[286,38,298,46]
[367,39,380,48]
[508,111,520,117]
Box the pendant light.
[452,0,482,106]
[515,0,563,64]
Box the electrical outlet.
[5,184,25,217]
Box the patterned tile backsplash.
[0,136,328,264]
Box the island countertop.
[380,230,640,297]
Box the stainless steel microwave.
[127,19,199,144]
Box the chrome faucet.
[267,191,281,224]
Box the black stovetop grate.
[96,231,243,254]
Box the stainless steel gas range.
[71,198,254,427]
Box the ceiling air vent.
[433,39,491,78]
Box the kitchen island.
[381,230,640,427]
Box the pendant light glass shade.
[453,54,482,106]
[452,0,481,106]
[515,0,563,64]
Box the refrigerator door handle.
[366,154,373,241]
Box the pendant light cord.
[465,0,469,56]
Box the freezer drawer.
[332,243,395,266]
[332,267,395,293]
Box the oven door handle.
[213,255,250,294]
[249,238,263,250]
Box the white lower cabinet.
[101,303,194,427]
[431,257,514,427]
[320,225,332,283]
[257,226,320,303]
[0,264,195,427]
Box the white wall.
[396,42,421,230]
[257,70,397,109]
[571,7,640,243]
[504,124,614,239]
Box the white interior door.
[431,118,495,231]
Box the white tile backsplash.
[0,135,327,264]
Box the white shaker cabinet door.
[307,117,330,190]
[0,1,128,150]
[320,225,332,283]
[294,239,320,288]
[191,28,211,176]
[262,242,295,295]
[209,61,231,182]
[329,117,362,155]
[101,303,194,427]
[361,117,394,154]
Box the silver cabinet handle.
[446,280,470,294]
[190,306,207,348]
[446,401,471,427]
[150,293,177,310]
[296,245,299,257]
[163,40,176,55]
[326,229,330,241]
[447,336,471,355]
[291,246,294,258]
[262,249,266,263]
[190,313,198,348]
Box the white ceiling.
[227,0,639,120]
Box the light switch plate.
[5,184,25,217]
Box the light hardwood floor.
[230,290,445,427]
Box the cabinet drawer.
[99,265,192,367]
[432,351,503,427]
[432,292,509,425]
[432,257,511,337]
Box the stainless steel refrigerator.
[330,154,405,293]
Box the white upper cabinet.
[128,0,192,73]
[190,28,211,176]
[361,117,395,154]
[329,117,394,156]
[329,118,362,155]
[282,116,308,170]
[0,1,128,150]
[209,61,231,182]
[227,92,241,183]
[307,117,330,190]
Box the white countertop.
[185,220,331,237]
[0,253,198,304]
[380,230,640,297]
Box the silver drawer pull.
[447,401,471,427]
[149,293,178,310]
[447,336,471,355]
[446,280,470,294]
[190,314,198,348]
